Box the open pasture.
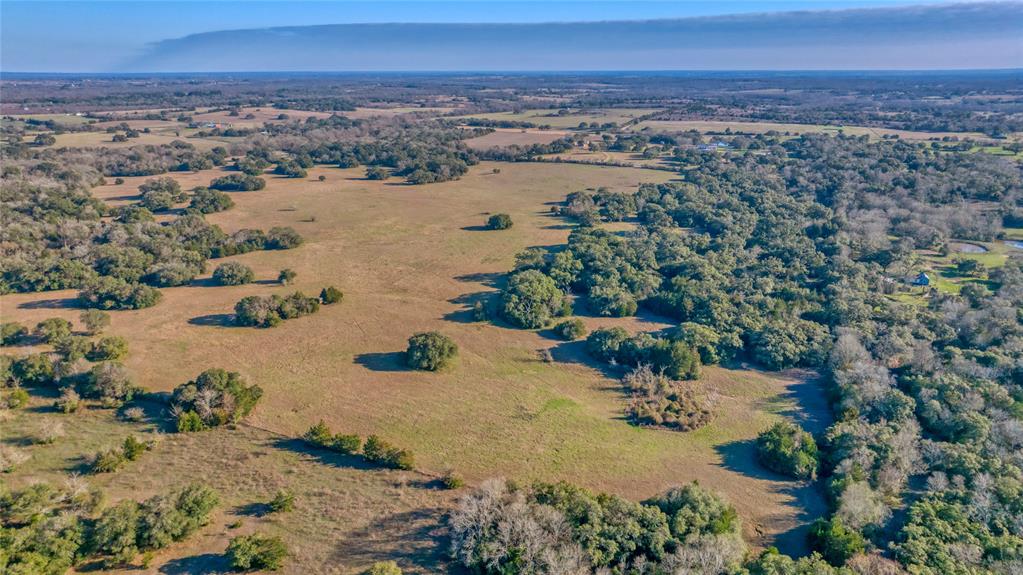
[456,107,662,128]
[2,161,828,553]
[464,127,570,148]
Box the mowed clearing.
[465,127,571,148]
[1,161,827,552]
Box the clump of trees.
[451,479,744,574]
[405,332,458,371]
[209,173,266,191]
[138,177,186,212]
[234,292,320,327]
[0,481,218,571]
[187,187,234,214]
[500,269,570,329]
[302,421,414,470]
[320,286,343,304]
[755,421,819,480]
[586,327,700,380]
[80,277,163,310]
[171,368,263,431]
[213,261,255,286]
[487,213,513,230]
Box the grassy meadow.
[1,160,832,561]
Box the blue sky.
[0,1,997,71]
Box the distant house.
[696,141,732,152]
[912,272,930,286]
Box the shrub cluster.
[91,436,152,474]
[499,269,570,329]
[209,173,266,191]
[171,368,263,431]
[303,421,414,470]
[227,533,288,571]
[622,365,711,431]
[586,327,701,380]
[234,292,320,327]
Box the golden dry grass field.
[630,119,1017,142]
[1,161,830,563]
[464,127,571,148]
[454,108,662,128]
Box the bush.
[177,411,206,432]
[277,269,297,285]
[441,471,465,490]
[35,318,73,343]
[55,387,81,413]
[84,362,136,406]
[81,309,110,335]
[55,336,92,361]
[756,421,819,480]
[320,286,343,304]
[368,561,403,575]
[213,262,255,286]
[807,517,866,566]
[92,448,126,473]
[553,318,586,340]
[210,173,266,191]
[1,322,28,345]
[268,490,295,513]
[487,213,513,230]
[5,387,30,409]
[365,167,390,180]
[266,227,303,249]
[227,534,288,571]
[405,332,458,371]
[14,354,55,386]
[586,327,631,362]
[363,435,415,470]
[500,270,569,329]
[88,336,129,361]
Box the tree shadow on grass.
[460,225,492,232]
[330,507,452,572]
[354,351,409,372]
[234,501,271,517]
[18,297,80,310]
[272,437,377,471]
[159,553,232,575]
[548,340,623,380]
[187,313,236,327]
[454,271,503,286]
[443,291,494,323]
[714,438,825,557]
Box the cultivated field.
[1,160,831,556]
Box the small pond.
[1006,240,1023,250]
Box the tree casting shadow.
[272,437,376,471]
[187,313,236,327]
[159,553,231,575]
[354,351,409,372]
